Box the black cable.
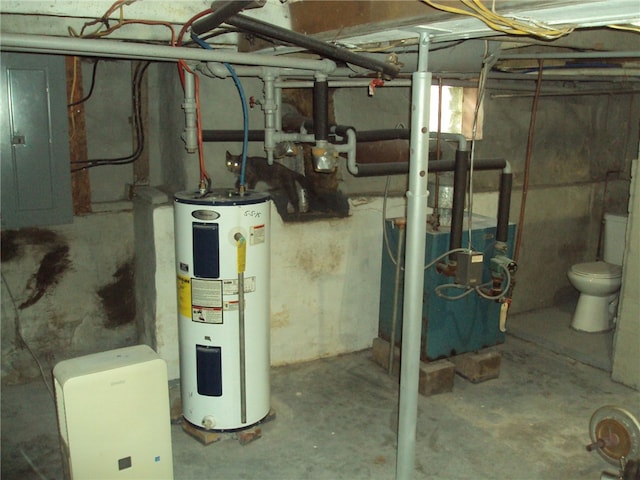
[68,59,99,107]
[1,272,55,402]
[71,61,150,172]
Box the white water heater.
[174,189,271,431]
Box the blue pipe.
[191,33,249,189]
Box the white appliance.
[174,189,271,431]
[53,345,174,480]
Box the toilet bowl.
[567,261,622,332]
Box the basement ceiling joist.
[287,0,640,45]
[1,0,638,46]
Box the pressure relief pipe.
[234,232,248,424]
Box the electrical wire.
[466,44,497,250]
[71,61,150,172]
[435,283,475,300]
[67,0,177,44]
[68,59,99,107]
[1,272,55,402]
[607,24,640,33]
[420,0,574,40]
[435,263,511,301]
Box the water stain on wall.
[1,228,72,310]
[98,259,135,329]
[271,307,291,329]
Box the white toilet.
[567,213,628,332]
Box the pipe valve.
[312,142,338,172]
[490,255,517,277]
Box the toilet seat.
[571,261,622,279]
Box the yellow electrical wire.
[607,24,640,33]
[420,0,574,40]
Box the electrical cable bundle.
[421,0,575,40]
[71,61,150,172]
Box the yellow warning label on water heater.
[177,275,191,318]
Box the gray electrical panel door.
[1,52,73,229]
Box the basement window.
[429,86,482,140]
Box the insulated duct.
[497,166,513,244]
[221,14,401,79]
[449,149,469,261]
[191,0,265,35]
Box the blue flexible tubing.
[191,33,249,190]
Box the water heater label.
[192,306,223,324]
[177,275,191,318]
[250,224,266,245]
[191,278,223,324]
[222,276,256,295]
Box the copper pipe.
[514,60,544,263]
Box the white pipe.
[396,32,431,480]
[335,129,358,174]
[262,70,277,164]
[0,33,337,72]
[181,70,198,153]
[499,50,640,60]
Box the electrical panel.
[1,52,73,229]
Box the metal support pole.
[396,32,431,480]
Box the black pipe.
[354,163,410,176]
[332,124,356,138]
[313,79,329,142]
[224,14,401,78]
[191,1,261,36]
[355,129,410,142]
[202,129,265,142]
[496,172,513,243]
[449,150,469,261]
[351,158,507,177]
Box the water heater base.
[181,409,276,446]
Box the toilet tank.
[603,213,628,265]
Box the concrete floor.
[508,298,615,372]
[2,308,639,480]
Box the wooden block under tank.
[371,337,455,396]
[450,349,502,383]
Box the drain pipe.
[397,32,431,480]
